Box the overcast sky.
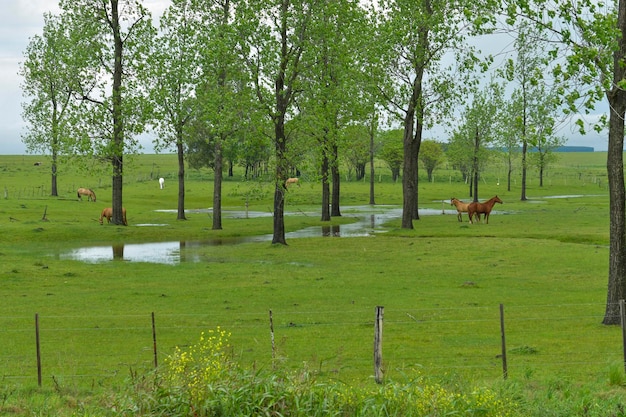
[0,0,609,155]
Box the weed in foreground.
[113,328,518,416]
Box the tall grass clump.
[116,328,518,416]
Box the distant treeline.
[551,146,595,152]
[485,146,595,153]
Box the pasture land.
[0,152,623,415]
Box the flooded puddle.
[61,195,573,264]
[60,239,262,265]
[59,206,456,264]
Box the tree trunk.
[356,163,365,181]
[112,155,124,225]
[400,61,425,227]
[331,143,341,217]
[270,0,294,245]
[603,0,626,325]
[507,155,512,192]
[213,0,229,230]
[51,150,58,197]
[272,112,287,245]
[110,0,125,226]
[50,109,58,197]
[321,148,330,221]
[604,108,626,324]
[520,140,528,200]
[401,100,417,228]
[472,127,479,202]
[212,138,223,229]
[369,118,376,205]
[176,137,186,221]
[414,137,421,220]
[402,121,420,227]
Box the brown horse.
[467,195,503,224]
[77,188,96,202]
[450,198,471,222]
[99,207,127,226]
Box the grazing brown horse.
[450,198,471,222]
[467,195,503,224]
[99,207,127,226]
[77,188,96,202]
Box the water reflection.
[112,244,124,260]
[61,238,265,264]
[322,225,341,237]
[59,207,450,264]
[62,241,183,265]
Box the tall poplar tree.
[197,0,250,230]
[508,0,626,324]
[20,13,77,197]
[149,0,201,221]
[450,82,504,201]
[502,22,554,201]
[60,0,154,225]
[238,0,315,244]
[298,0,368,221]
[375,0,497,229]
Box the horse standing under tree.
[99,207,128,226]
[467,195,503,224]
[450,198,471,222]
[77,188,96,202]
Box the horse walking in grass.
[450,198,471,222]
[77,188,96,202]
[468,195,503,224]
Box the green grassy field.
[0,152,623,415]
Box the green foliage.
[341,124,371,180]
[508,0,618,128]
[378,129,403,181]
[57,0,155,156]
[125,329,517,416]
[20,13,77,157]
[418,140,444,181]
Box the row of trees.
[20,0,626,324]
[20,0,500,236]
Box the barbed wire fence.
[1,302,625,388]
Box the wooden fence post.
[500,304,508,380]
[151,312,158,369]
[619,300,626,372]
[269,310,276,367]
[35,313,42,387]
[374,306,384,384]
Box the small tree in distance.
[378,129,403,182]
[419,140,444,182]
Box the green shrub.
[127,329,518,416]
